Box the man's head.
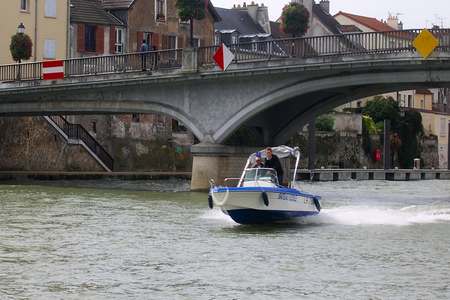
[142,40,146,44]
[255,157,262,165]
[266,147,273,159]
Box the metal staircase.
[44,115,114,172]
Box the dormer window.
[155,0,166,22]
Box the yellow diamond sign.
[413,29,439,59]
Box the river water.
[0,180,449,299]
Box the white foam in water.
[309,206,450,226]
[200,209,236,224]
[200,205,450,226]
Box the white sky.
[211,0,450,29]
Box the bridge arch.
[0,97,208,142]
[213,68,450,144]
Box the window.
[440,118,447,137]
[115,28,125,53]
[214,34,221,45]
[168,36,177,59]
[407,95,412,108]
[232,34,238,45]
[44,39,56,59]
[20,0,28,11]
[168,36,177,49]
[192,38,200,48]
[144,32,153,48]
[85,25,96,52]
[92,121,97,134]
[421,99,425,109]
[155,0,166,22]
[44,0,56,17]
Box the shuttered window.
[85,25,96,52]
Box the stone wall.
[0,117,103,171]
[290,131,440,170]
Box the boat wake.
[200,204,450,227]
[307,205,450,226]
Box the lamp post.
[17,22,25,34]
[15,23,26,80]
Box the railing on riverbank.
[1,29,450,82]
[45,115,114,171]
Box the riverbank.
[0,169,449,188]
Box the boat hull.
[227,209,318,225]
[210,186,320,224]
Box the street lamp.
[17,23,25,34]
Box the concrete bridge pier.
[190,143,255,191]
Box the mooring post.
[384,119,391,170]
[308,118,316,170]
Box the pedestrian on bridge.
[140,40,149,71]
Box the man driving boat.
[264,147,284,185]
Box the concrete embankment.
[0,169,448,185]
[0,171,191,182]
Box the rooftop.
[215,7,265,35]
[335,11,395,32]
[71,0,124,25]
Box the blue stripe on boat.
[212,186,320,199]
[227,209,318,224]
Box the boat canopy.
[249,145,300,161]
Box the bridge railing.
[198,29,450,66]
[0,49,182,82]
[1,29,450,82]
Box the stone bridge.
[1,30,450,189]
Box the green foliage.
[176,0,206,21]
[398,111,423,168]
[363,96,424,168]
[10,33,32,62]
[363,96,401,125]
[281,3,310,37]
[362,115,378,134]
[315,115,334,132]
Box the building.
[0,0,69,64]
[70,0,125,58]
[215,3,271,45]
[279,0,343,37]
[68,0,219,171]
[334,11,400,32]
[102,0,220,51]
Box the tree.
[10,33,32,63]
[176,0,207,47]
[363,96,425,168]
[280,3,310,37]
[363,96,401,125]
[315,115,335,132]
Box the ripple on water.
[0,180,449,299]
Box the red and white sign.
[213,43,235,71]
[42,60,64,80]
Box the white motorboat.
[208,146,321,224]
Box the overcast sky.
[211,0,450,29]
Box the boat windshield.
[243,168,278,184]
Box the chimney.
[387,14,401,30]
[319,0,330,14]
